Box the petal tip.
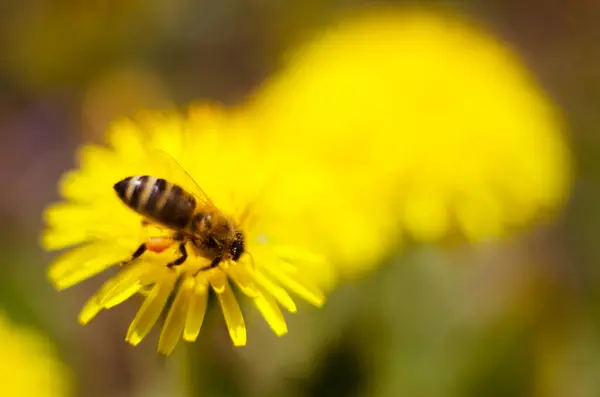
[125,328,145,346]
[311,297,326,308]
[274,326,288,337]
[78,303,102,325]
[157,344,177,356]
[125,334,143,347]
[231,328,247,347]
[48,277,68,292]
[182,333,199,343]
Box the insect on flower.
[43,108,333,356]
[114,151,248,273]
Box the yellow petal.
[147,115,185,156]
[211,278,246,346]
[42,227,89,251]
[253,290,288,336]
[106,119,147,160]
[102,279,144,309]
[227,264,261,298]
[183,281,208,342]
[126,271,177,346]
[137,263,172,286]
[42,218,140,252]
[254,251,297,273]
[158,277,195,355]
[79,270,142,325]
[43,202,87,229]
[79,260,168,324]
[262,266,325,307]
[77,144,118,176]
[272,245,337,289]
[209,270,226,293]
[58,170,86,201]
[78,295,104,325]
[252,270,297,313]
[272,245,328,266]
[402,192,449,242]
[43,201,137,232]
[95,262,151,307]
[48,241,132,290]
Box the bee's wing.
[146,148,216,208]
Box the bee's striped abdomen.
[114,176,196,230]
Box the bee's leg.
[209,256,222,268]
[172,231,186,241]
[167,243,188,268]
[133,244,147,258]
[121,243,147,267]
[192,256,222,276]
[122,236,179,268]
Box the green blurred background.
[1,0,600,396]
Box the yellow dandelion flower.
[251,7,572,254]
[0,312,72,396]
[42,105,330,355]
[253,155,400,280]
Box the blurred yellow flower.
[0,312,72,397]
[42,105,330,355]
[251,8,572,267]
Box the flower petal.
[211,277,246,346]
[126,270,177,346]
[78,295,104,325]
[42,202,90,249]
[77,264,149,325]
[158,276,195,355]
[183,279,209,342]
[96,262,155,308]
[42,226,90,251]
[78,264,165,325]
[106,119,147,160]
[48,241,132,290]
[262,265,325,307]
[253,289,288,336]
[252,270,297,313]
[272,245,329,266]
[228,263,261,298]
[43,199,143,250]
[272,245,337,289]
[209,269,226,293]
[57,170,83,201]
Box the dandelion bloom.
[42,105,330,355]
[252,8,572,261]
[0,312,72,396]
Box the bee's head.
[229,231,245,262]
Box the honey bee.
[113,154,245,271]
